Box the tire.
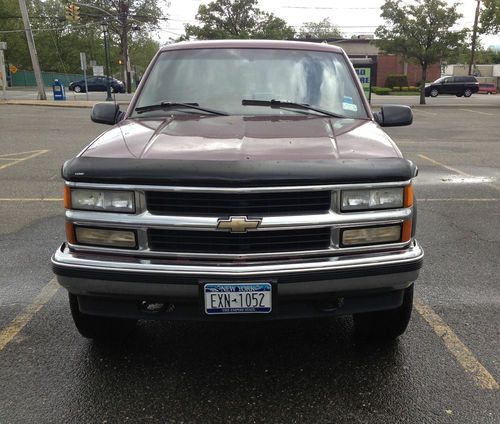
[464,89,472,97]
[69,293,137,340]
[73,85,82,93]
[353,285,414,340]
[430,89,438,97]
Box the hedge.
[373,87,392,95]
[385,74,409,88]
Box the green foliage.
[385,74,409,88]
[373,87,391,95]
[408,86,417,91]
[183,0,294,40]
[0,0,162,75]
[480,0,500,34]
[297,18,342,40]
[375,0,466,104]
[392,86,401,91]
[401,86,408,91]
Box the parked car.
[52,40,423,341]
[69,76,125,93]
[425,75,479,97]
[478,83,497,94]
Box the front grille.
[148,227,332,254]
[146,190,331,216]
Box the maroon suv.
[52,40,423,341]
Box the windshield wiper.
[242,99,346,118]
[135,102,229,116]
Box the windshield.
[132,48,368,119]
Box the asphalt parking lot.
[0,104,499,423]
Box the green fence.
[11,70,85,87]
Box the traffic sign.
[80,52,87,71]
[9,64,17,74]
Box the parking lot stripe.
[417,154,472,177]
[0,198,63,202]
[459,108,496,116]
[0,150,49,171]
[415,301,499,391]
[0,278,59,352]
[419,198,499,202]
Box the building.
[295,37,441,87]
[444,64,500,88]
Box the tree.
[375,0,466,104]
[183,0,294,40]
[297,18,342,40]
[480,0,500,34]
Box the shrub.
[392,86,401,91]
[385,74,409,88]
[401,86,409,91]
[408,86,417,91]
[373,87,391,95]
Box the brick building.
[297,37,441,87]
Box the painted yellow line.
[0,198,63,202]
[415,301,499,391]
[0,150,49,171]
[459,108,497,116]
[418,154,472,177]
[0,149,49,158]
[0,278,59,352]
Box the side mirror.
[91,102,122,125]
[373,105,413,127]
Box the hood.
[80,115,402,161]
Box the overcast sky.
[159,0,500,48]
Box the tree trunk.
[420,64,427,105]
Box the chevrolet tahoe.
[52,40,424,340]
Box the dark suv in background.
[425,76,479,97]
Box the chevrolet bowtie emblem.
[217,216,262,233]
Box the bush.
[392,86,401,91]
[385,74,409,88]
[408,86,417,91]
[373,87,391,95]
[401,86,409,91]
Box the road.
[0,105,499,423]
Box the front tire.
[73,85,82,93]
[464,89,472,97]
[69,293,137,340]
[353,285,414,340]
[430,89,438,97]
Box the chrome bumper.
[52,241,423,298]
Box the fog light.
[74,227,137,249]
[341,224,401,247]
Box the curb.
[0,100,130,108]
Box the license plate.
[204,283,272,315]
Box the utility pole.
[18,0,46,100]
[119,1,132,93]
[468,0,481,76]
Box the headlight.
[74,226,137,249]
[67,188,135,213]
[341,187,404,211]
[341,224,402,247]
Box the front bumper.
[52,241,423,319]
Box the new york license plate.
[204,283,272,315]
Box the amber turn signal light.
[63,186,71,209]
[404,185,413,208]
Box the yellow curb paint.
[459,108,496,116]
[415,301,499,391]
[0,278,59,352]
[0,150,49,171]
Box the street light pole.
[101,22,113,101]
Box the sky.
[159,0,500,48]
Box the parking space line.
[0,150,49,171]
[418,154,472,177]
[459,108,496,116]
[419,198,499,202]
[0,198,63,202]
[0,278,59,352]
[415,301,499,390]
